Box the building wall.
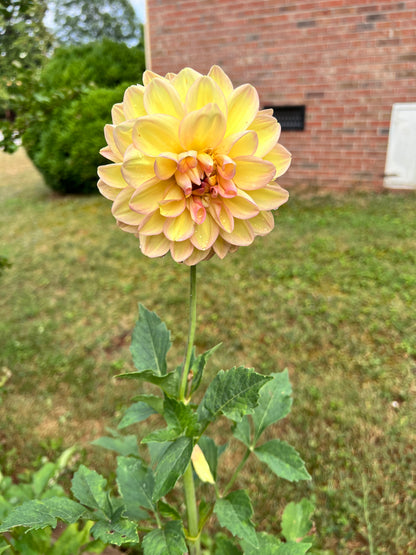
[146,0,416,190]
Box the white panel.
[384,103,416,189]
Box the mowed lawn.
[1,149,415,554]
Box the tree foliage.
[51,0,141,45]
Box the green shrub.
[22,40,145,194]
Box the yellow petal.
[139,234,170,258]
[123,85,146,119]
[143,69,165,86]
[247,185,289,210]
[263,144,292,177]
[100,145,120,163]
[172,67,202,102]
[170,240,194,263]
[179,103,226,152]
[113,120,135,157]
[111,102,125,125]
[104,124,123,161]
[130,181,170,214]
[144,78,185,119]
[183,248,212,266]
[154,153,178,180]
[97,163,126,188]
[208,200,234,233]
[190,214,219,251]
[97,179,120,201]
[122,153,157,188]
[208,65,234,98]
[191,445,215,484]
[248,113,280,158]
[112,187,146,225]
[159,198,186,218]
[226,84,259,136]
[117,220,139,234]
[185,76,227,115]
[212,235,231,259]
[223,191,259,219]
[227,131,258,158]
[233,156,276,190]
[133,115,181,156]
[163,209,195,241]
[249,211,275,236]
[138,211,166,235]
[220,219,254,246]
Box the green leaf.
[118,401,157,429]
[116,456,155,516]
[71,465,110,514]
[190,343,222,394]
[13,528,52,554]
[91,517,139,546]
[0,497,86,533]
[117,369,180,398]
[281,498,314,543]
[233,416,251,447]
[48,521,106,555]
[157,500,181,520]
[142,427,184,444]
[91,432,139,457]
[32,462,57,497]
[198,436,218,480]
[153,437,193,501]
[254,440,311,482]
[276,542,313,554]
[142,521,187,555]
[131,394,164,413]
[130,304,171,375]
[214,490,258,548]
[198,367,271,425]
[252,370,292,442]
[215,536,242,554]
[240,531,282,554]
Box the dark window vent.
[264,105,306,131]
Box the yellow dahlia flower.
[98,66,291,265]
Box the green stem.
[183,462,201,554]
[222,448,251,497]
[179,264,197,402]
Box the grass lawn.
[1,149,415,554]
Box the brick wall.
[146,0,416,190]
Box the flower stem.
[222,447,251,497]
[179,264,197,402]
[183,462,201,554]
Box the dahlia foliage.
[98,66,291,265]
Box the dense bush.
[22,40,145,194]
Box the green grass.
[1,149,416,553]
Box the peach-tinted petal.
[172,67,202,102]
[191,214,219,250]
[138,211,166,235]
[100,146,120,163]
[247,185,289,210]
[144,78,184,119]
[122,154,157,188]
[179,103,226,151]
[97,179,120,201]
[139,233,170,257]
[249,211,275,236]
[183,248,212,266]
[212,235,231,259]
[165,72,176,81]
[113,120,135,156]
[208,65,234,98]
[133,115,181,156]
[112,187,146,225]
[188,196,206,224]
[117,220,138,233]
[223,191,259,219]
[143,70,165,86]
[248,113,281,158]
[111,102,125,125]
[97,163,126,188]
[217,177,238,198]
[170,240,194,263]
[130,181,170,214]
[208,200,234,233]
[123,85,146,120]
[226,84,259,136]
[163,210,195,241]
[185,76,227,115]
[154,153,178,180]
[263,143,292,177]
[233,156,276,190]
[216,154,236,180]
[220,219,254,246]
